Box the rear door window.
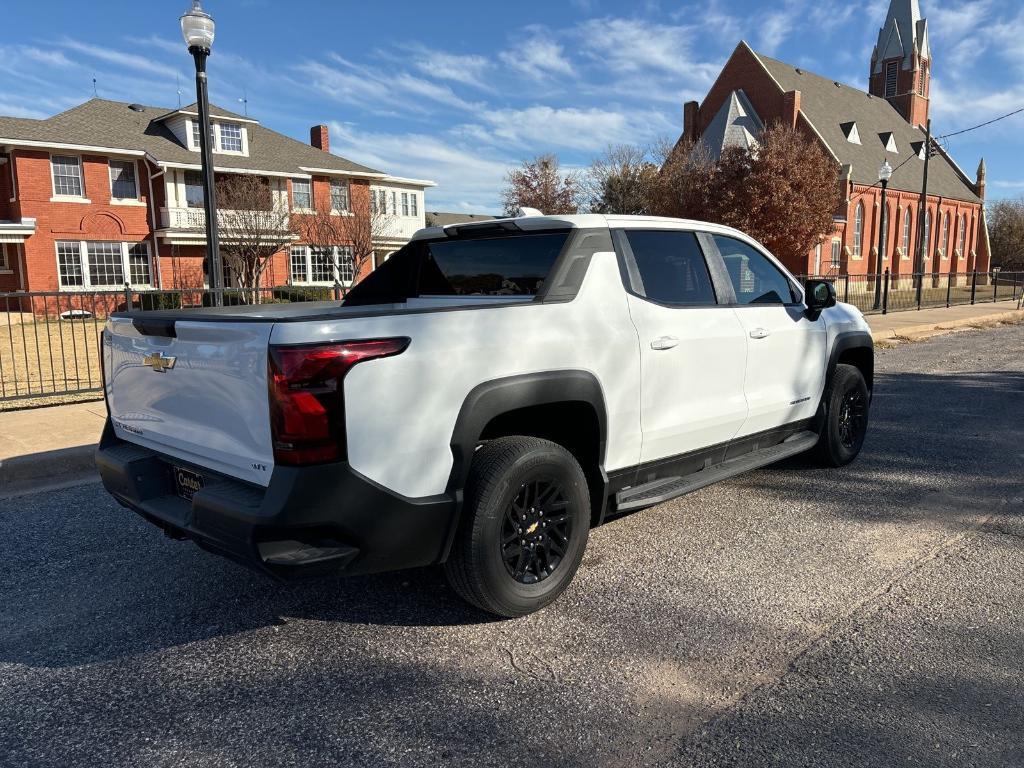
[622,230,717,306]
[419,232,568,296]
[713,235,798,305]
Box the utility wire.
[936,107,1024,140]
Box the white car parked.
[97,215,873,616]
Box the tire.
[814,363,870,467]
[444,436,591,618]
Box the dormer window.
[879,132,898,153]
[840,121,861,145]
[219,122,242,152]
[187,119,247,155]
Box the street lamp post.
[874,160,892,310]
[180,0,222,306]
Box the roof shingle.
[753,51,979,203]
[0,98,381,176]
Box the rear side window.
[343,231,569,305]
[419,232,568,296]
[623,230,717,306]
[714,235,797,305]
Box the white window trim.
[54,240,153,291]
[0,242,12,274]
[288,245,355,287]
[215,122,248,156]
[108,158,144,205]
[291,178,313,213]
[330,179,351,215]
[49,153,89,202]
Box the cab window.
[714,235,798,305]
[622,230,717,306]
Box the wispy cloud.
[409,46,492,88]
[457,105,673,152]
[499,28,574,80]
[58,38,181,80]
[298,55,481,115]
[329,120,513,212]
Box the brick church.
[679,0,990,278]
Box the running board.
[615,430,818,513]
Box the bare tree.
[988,197,1024,270]
[650,123,842,263]
[291,186,396,297]
[502,154,581,216]
[585,144,659,215]
[215,175,292,303]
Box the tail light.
[268,338,409,465]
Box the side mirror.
[804,279,836,318]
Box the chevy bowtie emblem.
[143,352,177,372]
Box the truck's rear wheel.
[814,363,870,467]
[445,436,590,617]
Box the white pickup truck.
[97,214,873,616]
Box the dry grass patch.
[0,317,104,409]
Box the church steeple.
[869,0,930,127]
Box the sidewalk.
[865,301,1022,342]
[0,301,1020,497]
[0,401,106,497]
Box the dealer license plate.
[173,466,204,501]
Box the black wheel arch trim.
[827,331,875,398]
[442,369,610,559]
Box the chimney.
[782,90,801,129]
[683,101,700,142]
[310,124,330,152]
[976,157,986,200]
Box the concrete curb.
[870,308,1022,343]
[0,444,99,499]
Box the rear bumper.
[95,421,457,579]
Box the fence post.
[843,274,850,303]
[993,272,998,303]
[882,269,890,315]
[916,272,922,311]
[123,283,132,311]
[970,270,978,304]
[946,271,952,308]
[333,280,342,301]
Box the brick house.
[678,0,990,279]
[0,98,434,298]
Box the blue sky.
[1,0,1021,212]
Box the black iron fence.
[0,286,333,407]
[2,273,1022,406]
[794,271,1024,316]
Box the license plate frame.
[173,466,204,502]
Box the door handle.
[650,336,679,350]
[749,327,771,339]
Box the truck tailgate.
[104,317,275,486]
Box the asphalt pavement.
[2,324,1022,767]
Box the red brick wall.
[15,149,153,292]
[868,56,929,128]
[831,183,985,277]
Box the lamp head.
[181,0,215,52]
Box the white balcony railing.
[160,206,291,231]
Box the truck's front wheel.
[445,436,590,617]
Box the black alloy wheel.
[814,362,870,467]
[445,436,590,617]
[501,478,573,584]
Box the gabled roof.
[752,51,979,203]
[699,89,763,160]
[0,98,382,177]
